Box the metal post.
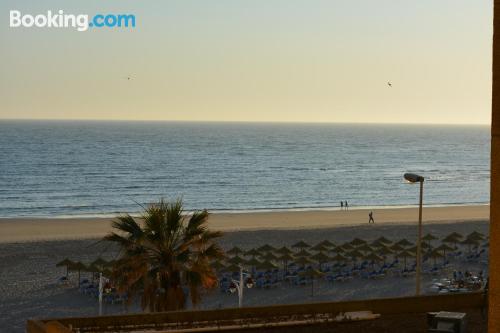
[98,272,103,316]
[416,180,424,295]
[238,266,243,308]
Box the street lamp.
[229,265,254,308]
[404,172,424,296]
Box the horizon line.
[0,118,491,126]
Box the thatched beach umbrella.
[310,244,330,252]
[244,248,260,257]
[442,234,461,249]
[292,241,311,249]
[467,231,485,241]
[350,238,366,247]
[341,242,354,251]
[256,261,279,271]
[260,252,279,261]
[227,246,244,256]
[397,250,415,270]
[426,250,444,266]
[298,268,325,296]
[331,253,348,263]
[278,253,295,273]
[357,244,374,253]
[396,239,413,247]
[293,257,314,267]
[317,240,336,248]
[69,261,87,286]
[310,252,331,268]
[227,255,246,265]
[377,246,394,263]
[295,249,312,257]
[330,246,346,254]
[245,257,262,271]
[258,244,276,253]
[346,249,364,261]
[461,237,480,252]
[364,253,383,263]
[422,233,438,248]
[374,236,392,245]
[435,244,454,258]
[56,258,75,278]
[91,257,108,271]
[447,232,463,239]
[275,246,294,255]
[390,243,405,252]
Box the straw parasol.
[357,244,374,253]
[257,244,276,253]
[278,253,295,273]
[260,252,279,261]
[256,261,279,271]
[310,252,331,264]
[374,236,392,245]
[275,246,294,255]
[245,257,262,267]
[331,253,349,263]
[377,246,394,257]
[330,246,346,254]
[350,238,366,246]
[298,268,325,296]
[435,244,454,258]
[310,244,330,252]
[227,255,246,265]
[91,257,108,271]
[317,240,336,248]
[423,233,438,241]
[426,250,444,266]
[244,248,260,257]
[341,242,354,251]
[364,253,383,263]
[293,257,314,267]
[397,250,415,270]
[467,231,485,241]
[346,249,364,261]
[68,261,87,286]
[447,232,464,239]
[295,249,312,257]
[390,243,405,252]
[227,246,244,256]
[442,234,461,249]
[461,237,480,252]
[396,239,413,247]
[292,241,311,249]
[56,258,75,278]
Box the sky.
[0,0,493,124]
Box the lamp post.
[404,172,424,296]
[229,265,254,308]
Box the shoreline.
[0,204,489,243]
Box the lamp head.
[404,173,424,183]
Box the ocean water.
[0,121,490,218]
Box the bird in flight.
[387,81,392,87]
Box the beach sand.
[0,205,489,243]
[0,205,490,332]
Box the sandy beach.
[0,205,490,332]
[0,205,489,243]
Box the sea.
[0,121,490,218]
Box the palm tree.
[104,198,224,312]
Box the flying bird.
[387,82,392,87]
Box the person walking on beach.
[340,201,344,210]
[345,201,349,210]
[368,211,374,224]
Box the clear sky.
[0,0,493,124]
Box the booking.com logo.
[9,10,136,32]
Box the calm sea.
[0,121,490,218]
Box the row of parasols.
[215,231,488,272]
[56,257,115,283]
